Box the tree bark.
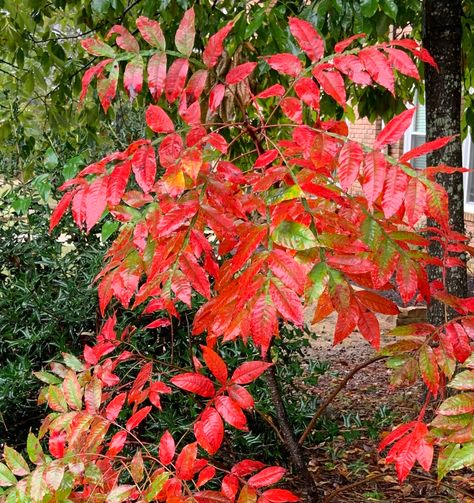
[264,363,320,501]
[423,0,467,325]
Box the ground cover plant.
[2,9,474,502]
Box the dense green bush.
[0,193,101,446]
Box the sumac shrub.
[2,9,474,503]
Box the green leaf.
[0,464,17,487]
[438,442,474,479]
[11,197,31,214]
[84,463,103,485]
[438,393,474,416]
[419,345,439,395]
[145,473,170,502]
[44,148,59,170]
[62,156,84,180]
[33,371,62,385]
[106,485,135,503]
[27,433,44,465]
[360,0,378,17]
[101,221,120,242]
[265,185,303,205]
[3,446,29,477]
[62,353,85,372]
[91,0,111,15]
[271,221,317,250]
[32,174,52,201]
[306,262,328,304]
[449,370,474,390]
[244,8,265,39]
[380,0,398,20]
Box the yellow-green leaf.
[3,446,29,476]
[271,221,317,250]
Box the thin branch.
[299,355,387,445]
[323,473,385,502]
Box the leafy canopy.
[3,7,474,502]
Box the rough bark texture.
[423,0,467,324]
[265,364,320,501]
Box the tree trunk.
[423,0,467,325]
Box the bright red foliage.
[5,9,474,503]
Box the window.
[403,94,474,212]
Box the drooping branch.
[299,355,387,445]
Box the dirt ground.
[299,312,474,503]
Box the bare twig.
[323,473,385,502]
[299,355,387,445]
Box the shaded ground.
[299,313,474,502]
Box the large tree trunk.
[423,0,467,324]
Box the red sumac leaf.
[49,430,66,459]
[247,466,286,488]
[132,144,157,193]
[126,405,152,431]
[404,178,426,227]
[106,392,127,422]
[335,33,366,53]
[203,22,234,68]
[175,7,195,57]
[170,372,215,397]
[194,407,224,455]
[176,442,197,481]
[359,47,395,94]
[159,430,175,465]
[228,385,254,410]
[382,166,408,218]
[231,460,266,477]
[226,62,257,85]
[265,54,302,77]
[85,176,108,232]
[269,281,303,326]
[81,37,115,58]
[147,53,167,101]
[165,58,188,103]
[179,251,211,298]
[50,191,74,232]
[256,84,285,99]
[294,78,320,110]
[231,361,272,385]
[385,47,420,79]
[289,17,324,62]
[337,141,363,191]
[215,395,248,430]
[136,16,165,50]
[159,133,183,169]
[280,97,303,124]
[209,84,225,113]
[194,491,231,503]
[254,150,278,168]
[312,64,346,107]
[108,430,128,456]
[107,161,131,206]
[362,150,387,206]
[197,466,216,488]
[261,489,300,502]
[107,25,139,53]
[419,345,440,397]
[145,105,174,133]
[400,136,455,163]
[374,108,415,150]
[201,345,228,384]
